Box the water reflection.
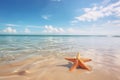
[0,36,120,65]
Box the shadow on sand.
[56,62,73,69]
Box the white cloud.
[103,20,120,28]
[74,0,120,22]
[40,20,120,35]
[5,24,18,27]
[43,25,64,33]
[107,20,120,24]
[41,15,50,20]
[66,24,120,35]
[67,28,76,33]
[3,27,17,33]
[26,25,42,29]
[102,0,111,5]
[66,27,95,35]
[70,20,78,25]
[24,28,31,33]
[43,25,94,35]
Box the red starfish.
[65,53,92,71]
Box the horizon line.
[0,34,120,37]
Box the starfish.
[65,53,92,71]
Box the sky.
[0,0,120,35]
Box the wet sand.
[0,53,120,80]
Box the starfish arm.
[78,59,91,71]
[65,58,92,63]
[69,60,78,71]
[76,53,80,59]
[65,58,76,62]
[81,58,92,62]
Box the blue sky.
[0,0,120,35]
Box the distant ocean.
[0,35,120,64]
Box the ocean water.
[0,35,120,65]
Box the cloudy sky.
[0,0,120,35]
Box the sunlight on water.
[0,35,120,65]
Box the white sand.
[0,54,119,80]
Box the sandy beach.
[0,52,120,80]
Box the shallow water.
[0,35,120,80]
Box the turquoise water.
[0,35,120,64]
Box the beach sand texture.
[0,53,120,80]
